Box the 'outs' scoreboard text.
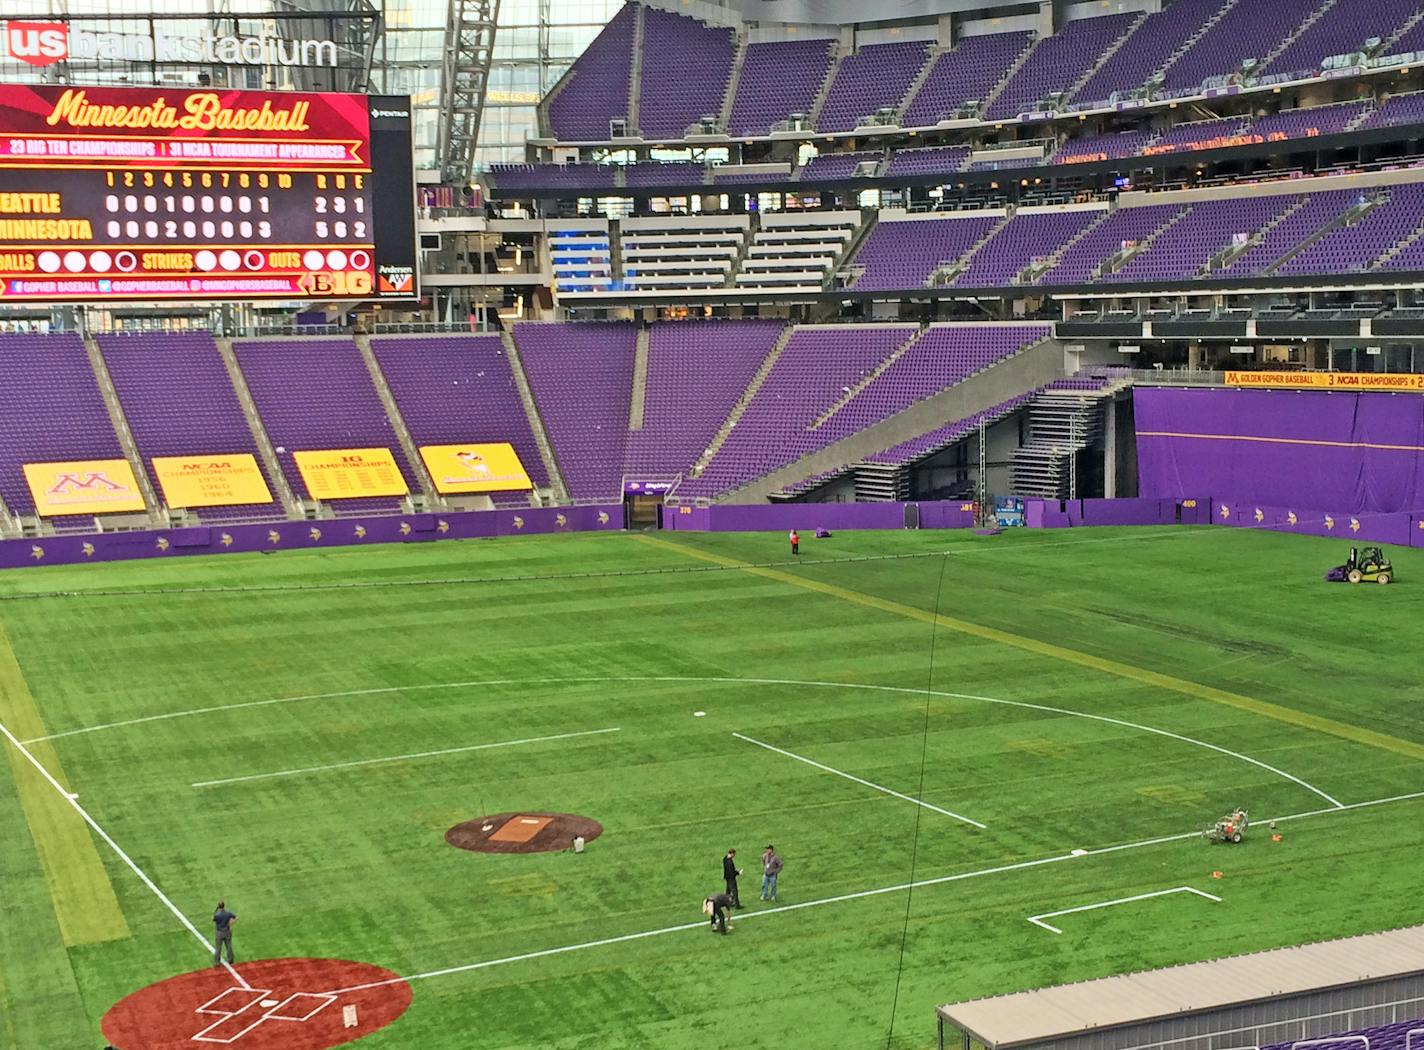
[0,84,417,303]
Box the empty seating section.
[864,393,1036,466]
[370,336,549,504]
[728,38,835,136]
[98,332,280,523]
[1105,197,1294,282]
[902,31,1033,127]
[816,41,930,133]
[1161,0,1323,94]
[1041,203,1181,284]
[1387,15,1424,56]
[737,211,859,288]
[637,7,735,138]
[1251,100,1372,139]
[799,150,882,181]
[624,161,706,187]
[619,215,747,291]
[815,324,1050,443]
[546,3,634,139]
[1277,183,1424,274]
[848,212,1000,291]
[0,333,126,525]
[624,320,785,479]
[1052,129,1156,163]
[1218,190,1355,274]
[1144,116,1251,154]
[490,163,616,190]
[233,339,416,515]
[1069,0,1225,108]
[985,13,1139,121]
[513,323,635,500]
[955,208,1104,287]
[550,224,614,293]
[1361,91,1424,129]
[1262,0,1424,78]
[885,146,970,178]
[678,325,914,497]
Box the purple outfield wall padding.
[0,505,623,571]
[1212,500,1415,546]
[660,501,976,532]
[1413,517,1424,548]
[1135,387,1424,514]
[1078,498,1180,526]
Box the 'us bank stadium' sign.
[4,19,341,69]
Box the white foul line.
[0,717,253,990]
[191,727,622,789]
[27,675,1344,811]
[732,731,987,829]
[322,787,1424,997]
[1027,886,1221,934]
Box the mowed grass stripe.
[637,536,1424,763]
[0,623,129,946]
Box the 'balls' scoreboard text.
[0,84,417,303]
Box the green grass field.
[2,525,1423,1050]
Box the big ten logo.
[309,271,372,295]
[5,22,69,66]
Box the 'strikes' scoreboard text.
[0,84,417,302]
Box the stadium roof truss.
[438,0,501,182]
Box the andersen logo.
[3,20,339,68]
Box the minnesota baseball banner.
[24,458,146,516]
[151,454,273,508]
[293,447,408,500]
[1225,370,1424,392]
[419,443,533,494]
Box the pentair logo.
[5,21,69,66]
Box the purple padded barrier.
[1215,501,1415,546]
[1135,387,1424,514]
[0,505,622,570]
[1414,516,1424,548]
[661,500,974,532]
[1077,498,1181,525]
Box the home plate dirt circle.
[101,958,411,1050]
[446,811,603,854]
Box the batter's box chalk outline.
[195,988,272,1016]
[190,987,337,1043]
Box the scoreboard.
[0,84,417,303]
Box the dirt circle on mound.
[101,957,412,1050]
[446,811,603,854]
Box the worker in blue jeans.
[760,845,783,902]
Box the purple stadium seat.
[638,7,735,138]
[728,38,836,137]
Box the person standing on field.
[723,849,743,908]
[789,529,799,555]
[212,901,237,967]
[760,844,783,902]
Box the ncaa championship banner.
[293,448,408,500]
[420,443,533,494]
[151,455,273,509]
[1225,370,1424,392]
[24,458,146,516]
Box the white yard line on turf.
[321,788,1424,996]
[1026,886,1221,934]
[29,676,1344,811]
[0,717,253,990]
[191,727,622,789]
[732,731,987,829]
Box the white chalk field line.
[324,787,1424,995]
[33,675,1342,810]
[732,731,987,828]
[0,716,252,990]
[1026,886,1222,934]
[191,727,622,789]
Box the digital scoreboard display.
[0,83,417,303]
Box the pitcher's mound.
[446,811,603,854]
[101,957,411,1049]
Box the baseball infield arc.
[446,811,603,854]
[101,957,412,1050]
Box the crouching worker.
[703,891,735,934]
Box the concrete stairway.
[1259,0,1339,73]
[1265,193,1384,275]
[718,29,749,131]
[1064,12,1148,106]
[979,33,1041,116]
[806,44,846,130]
[1009,386,1111,499]
[627,3,646,133]
[718,337,1064,503]
[82,335,162,524]
[356,333,443,510]
[629,326,651,430]
[893,44,942,124]
[216,338,302,518]
[690,323,795,477]
[500,329,569,502]
[809,325,923,429]
[1155,0,1242,85]
[1096,207,1189,277]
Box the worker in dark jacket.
[704,891,735,934]
[723,848,743,908]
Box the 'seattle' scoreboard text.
[0,84,417,303]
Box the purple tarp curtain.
[1134,387,1424,514]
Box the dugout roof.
[937,924,1424,1049]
